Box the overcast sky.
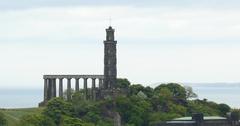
[1,0,240,89]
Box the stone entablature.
[44,75,104,79]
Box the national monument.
[39,26,117,106]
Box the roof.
[173,116,227,121]
[165,116,227,124]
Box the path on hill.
[3,112,20,121]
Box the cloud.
[0,6,240,44]
[1,0,240,10]
[0,5,240,88]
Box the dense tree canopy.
[116,78,131,88]
[154,83,187,100]
[43,98,74,125]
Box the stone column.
[67,78,72,100]
[99,78,103,89]
[44,78,48,101]
[75,78,79,91]
[47,79,52,100]
[59,78,63,98]
[84,78,88,100]
[52,79,56,97]
[92,78,96,100]
[50,79,53,98]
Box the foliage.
[154,83,187,100]
[71,91,114,125]
[0,112,7,126]
[116,95,151,126]
[17,81,232,126]
[129,84,145,95]
[43,98,74,125]
[116,78,131,88]
[157,87,173,100]
[184,86,198,99]
[18,114,55,126]
[63,89,75,101]
[72,90,85,102]
[144,86,154,98]
[0,108,43,126]
[188,100,224,116]
[218,103,231,116]
[60,115,94,126]
[148,112,180,125]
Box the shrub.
[0,112,7,126]
[18,114,55,126]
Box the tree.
[115,95,151,126]
[116,78,131,88]
[43,98,74,125]
[218,103,231,116]
[185,86,197,99]
[71,90,95,119]
[154,83,187,100]
[60,116,94,126]
[72,90,85,102]
[129,84,145,95]
[158,87,173,99]
[0,112,7,126]
[63,89,75,101]
[37,79,232,126]
[143,86,154,98]
[188,100,221,116]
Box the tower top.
[106,26,114,31]
[105,26,115,41]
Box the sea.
[0,83,239,108]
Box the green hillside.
[0,108,43,126]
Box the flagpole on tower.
[109,17,112,26]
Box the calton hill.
[0,79,239,126]
[0,25,240,126]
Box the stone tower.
[103,26,117,89]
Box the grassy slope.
[0,107,44,126]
